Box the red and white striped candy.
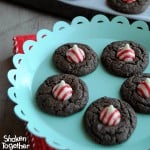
[137,78,150,98]
[100,105,121,126]
[66,44,85,63]
[52,80,73,101]
[122,0,136,3]
[116,44,135,62]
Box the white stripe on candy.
[66,44,85,63]
[137,78,150,98]
[52,80,73,101]
[117,44,135,62]
[100,105,121,126]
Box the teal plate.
[8,15,150,150]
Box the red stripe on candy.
[112,114,121,126]
[100,105,121,126]
[137,86,146,97]
[117,44,135,62]
[117,49,134,57]
[67,55,75,63]
[62,90,73,101]
[137,81,150,98]
[78,48,85,59]
[122,0,136,3]
[52,80,73,101]
[52,85,59,93]
[143,82,150,95]
[121,54,135,61]
[70,49,82,63]
[66,45,85,63]
[100,108,108,121]
[106,109,118,125]
[56,85,70,99]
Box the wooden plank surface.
[0,1,63,146]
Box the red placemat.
[13,34,36,54]
[13,34,55,150]
[26,131,54,150]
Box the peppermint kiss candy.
[137,78,150,98]
[122,0,136,3]
[52,80,73,101]
[66,44,85,63]
[116,44,135,62]
[100,105,121,126]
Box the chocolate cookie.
[83,97,137,145]
[107,0,149,14]
[53,43,98,76]
[120,73,150,113]
[36,74,88,116]
[101,41,149,77]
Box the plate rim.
[7,14,150,150]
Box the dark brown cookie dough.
[53,43,98,76]
[107,0,149,14]
[83,97,137,145]
[101,41,149,77]
[120,73,150,113]
[36,74,89,116]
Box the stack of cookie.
[84,40,149,145]
[36,41,149,146]
[36,43,98,116]
[101,40,150,113]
